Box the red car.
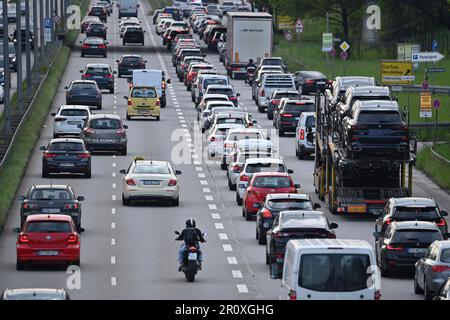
[16,214,81,270]
[243,172,299,221]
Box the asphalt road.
[0,0,449,300]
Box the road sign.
[295,17,304,33]
[284,30,292,41]
[426,68,446,73]
[340,41,350,52]
[380,61,413,85]
[432,40,438,52]
[340,51,348,60]
[397,43,420,70]
[44,18,52,28]
[277,16,294,30]
[434,99,440,110]
[420,92,432,118]
[322,33,333,52]
[44,18,52,43]
[412,52,444,63]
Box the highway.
[0,0,449,300]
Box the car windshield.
[441,249,450,263]
[30,189,72,200]
[253,176,291,188]
[284,103,315,113]
[268,199,313,210]
[246,163,285,173]
[71,83,96,90]
[90,119,121,129]
[48,142,84,152]
[299,254,371,292]
[393,206,440,220]
[204,79,227,87]
[86,67,109,75]
[131,88,157,98]
[133,164,170,174]
[393,230,442,243]
[26,221,72,233]
[228,132,261,141]
[358,111,401,123]
[60,109,89,117]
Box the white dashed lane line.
[111,277,117,286]
[209,204,217,210]
[112,195,116,201]
[111,208,116,215]
[232,270,243,279]
[111,256,116,265]
[227,257,238,264]
[218,233,228,240]
[237,284,249,293]
[223,244,233,252]
[215,223,224,229]
[211,213,220,219]
[111,238,116,246]
[111,222,116,230]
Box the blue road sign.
[432,40,438,52]
[44,18,52,28]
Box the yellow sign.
[380,61,413,85]
[420,92,432,118]
[277,16,294,30]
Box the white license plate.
[143,180,160,185]
[100,139,115,143]
[38,250,59,256]
[408,248,427,254]
[68,121,81,125]
[90,45,98,48]
[42,208,61,213]
[188,252,197,261]
[317,81,326,85]
[60,163,75,167]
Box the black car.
[116,55,146,78]
[19,184,85,230]
[274,98,315,136]
[294,71,329,94]
[88,5,108,23]
[342,100,409,160]
[40,138,92,179]
[86,22,107,39]
[65,80,102,109]
[80,37,108,58]
[80,63,116,93]
[254,193,320,245]
[373,221,447,277]
[266,211,338,277]
[163,7,182,21]
[122,26,145,45]
[267,90,300,120]
[12,28,34,50]
[0,40,17,72]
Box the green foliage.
[417,145,450,191]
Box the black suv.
[122,26,145,46]
[116,55,147,78]
[267,90,300,120]
[40,138,92,178]
[86,22,107,39]
[374,221,447,277]
[88,6,107,23]
[274,98,315,136]
[19,184,85,230]
[342,100,410,160]
[65,80,102,109]
[254,193,320,245]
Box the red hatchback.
[16,215,81,270]
[243,172,299,221]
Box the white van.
[282,239,380,300]
[118,0,139,18]
[132,69,171,107]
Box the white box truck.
[118,0,139,18]
[225,12,273,79]
[131,69,170,107]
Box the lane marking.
[202,187,210,193]
[214,223,224,229]
[111,238,116,245]
[205,195,214,201]
[111,208,116,215]
[112,195,116,201]
[112,172,116,177]
[200,180,208,185]
[211,213,220,219]
[111,277,117,286]
[196,167,203,172]
[112,183,117,189]
[237,284,249,293]
[198,173,205,178]
[232,270,243,279]
[218,233,228,240]
[209,204,217,210]
[111,256,116,264]
[111,222,116,229]
[223,244,233,252]
[227,257,238,264]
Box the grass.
[434,143,450,160]
[147,0,172,12]
[417,145,450,191]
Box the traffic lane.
[0,14,121,298]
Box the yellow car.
[125,86,160,121]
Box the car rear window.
[274,93,298,100]
[26,221,72,233]
[299,254,371,292]
[86,67,109,74]
[358,111,401,123]
[48,142,85,152]
[440,249,450,263]
[204,78,228,87]
[393,230,442,243]
[60,109,89,117]
[208,88,233,96]
[228,132,261,141]
[268,199,313,210]
[71,83,97,90]
[253,176,291,188]
[217,118,244,125]
[133,165,170,174]
[284,103,315,113]
[86,38,104,44]
[246,163,285,173]
[30,189,72,200]
[90,118,122,129]
[89,23,104,29]
[122,57,142,64]
[263,59,283,66]
[305,116,316,128]
[131,88,157,98]
[192,65,214,72]
[393,206,440,220]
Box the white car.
[156,18,174,35]
[196,93,230,113]
[206,123,246,159]
[121,157,182,206]
[0,84,4,104]
[199,100,236,129]
[51,105,92,138]
[120,19,141,37]
[221,128,266,169]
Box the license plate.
[100,139,115,143]
[188,252,197,261]
[94,76,103,79]
[317,81,326,85]
[347,205,367,213]
[143,180,160,185]
[138,110,151,114]
[42,208,61,213]
[90,45,98,48]
[38,250,59,256]
[60,163,75,167]
[408,248,427,254]
[68,121,80,125]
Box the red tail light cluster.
[281,113,293,118]
[77,153,90,159]
[82,44,90,49]
[116,128,126,135]
[43,152,58,158]
[67,234,79,244]
[288,290,297,300]
[351,125,369,130]
[436,218,447,226]
[64,203,79,209]
[431,265,450,272]
[98,44,106,49]
[259,90,265,97]
[240,175,249,182]
[261,208,272,219]
[232,165,241,172]
[168,179,178,187]
[19,234,29,243]
[299,129,305,140]
[306,80,315,85]
[126,178,136,186]
[84,127,95,134]
[386,244,403,251]
[23,203,38,209]
[104,74,113,79]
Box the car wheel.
[267,112,273,120]
[278,129,284,137]
[81,53,85,57]
[258,106,264,113]
[424,278,433,300]
[126,114,131,120]
[380,260,390,278]
[118,73,122,78]
[103,53,107,58]
[237,194,242,206]
[172,197,180,206]
[414,274,424,294]
[242,206,246,217]
[122,194,130,206]
[245,209,252,221]
[16,260,26,271]
[228,179,236,191]
[97,105,102,110]
[221,162,227,170]
[121,147,127,156]
[85,167,91,178]
[297,147,304,160]
[265,251,270,265]
[155,116,160,121]
[42,166,50,178]
[258,229,266,245]
[110,88,114,94]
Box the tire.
[85,167,91,178]
[121,147,127,156]
[42,166,50,178]
[296,147,304,160]
[245,209,252,221]
[267,112,273,120]
[122,194,130,206]
[221,162,227,170]
[414,275,424,294]
[81,53,85,57]
[97,105,102,110]
[236,192,242,206]
[258,228,266,245]
[242,206,246,217]
[126,114,131,120]
[424,278,433,300]
[109,88,114,94]
[16,260,25,271]
[185,261,196,282]
[172,197,179,206]
[258,106,264,113]
[118,73,122,78]
[380,260,390,278]
[155,116,160,121]
[122,41,125,45]
[103,53,107,58]
[278,129,284,137]
[265,251,270,265]
[228,179,236,191]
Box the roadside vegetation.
[417,143,450,191]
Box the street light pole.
[40,0,45,59]
[2,0,11,132]
[16,0,23,114]
[25,0,32,97]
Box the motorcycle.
[175,231,207,282]
[245,66,256,86]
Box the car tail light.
[327,80,333,84]
[274,233,290,239]
[374,290,381,300]
[126,178,136,186]
[432,265,450,272]
[168,179,178,187]
[306,79,315,85]
[98,44,106,49]
[77,153,90,159]
[19,234,29,243]
[210,136,216,142]
[299,129,305,140]
[43,152,57,158]
[54,117,67,122]
[127,98,132,106]
[392,125,407,131]
[436,218,447,226]
[155,100,161,107]
[104,74,113,78]
[229,96,237,100]
[259,89,265,97]
[351,125,368,130]
[240,175,249,181]
[189,246,197,252]
[23,203,38,209]
[67,234,79,244]
[84,127,95,134]
[64,203,79,209]
[261,208,272,219]
[288,290,297,300]
[295,101,306,105]
[351,136,359,141]
[386,218,392,225]
[400,136,408,141]
[224,143,233,148]
[386,244,403,251]
[232,165,241,172]
[82,44,90,49]
[116,128,126,135]
[282,113,293,118]
[83,73,93,78]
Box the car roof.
[207,84,233,89]
[355,100,399,112]
[214,123,245,129]
[71,80,97,84]
[336,76,376,89]
[201,74,228,79]
[267,193,311,201]
[273,90,299,95]
[300,112,316,117]
[50,138,84,144]
[59,105,91,110]
[204,94,229,99]
[134,160,170,167]
[89,114,122,120]
[278,211,328,229]
[206,101,234,106]
[121,54,142,58]
[281,97,315,104]
[31,184,70,190]
[86,63,110,68]
[436,240,450,249]
[228,128,262,133]
[393,221,440,230]
[245,157,283,164]
[26,214,73,222]
[289,239,372,250]
[2,288,67,300]
[392,197,437,208]
[253,172,290,178]
[347,86,390,96]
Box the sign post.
[420,92,432,118]
[433,99,440,145]
[339,41,350,76]
[44,17,52,44]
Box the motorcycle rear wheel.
[185,260,197,282]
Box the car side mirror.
[266,137,271,140]
[39,146,46,151]
[174,230,180,235]
[329,223,338,229]
[288,169,294,174]
[373,232,381,238]
[77,124,83,129]
[105,41,109,44]
[144,60,148,63]
[123,96,128,99]
[123,125,128,129]
[236,93,241,97]
[441,210,448,217]
[253,120,257,124]
[313,203,321,210]
[294,184,301,189]
[51,112,56,116]
[113,71,117,74]
[119,169,127,174]
[78,227,85,233]
[175,170,182,175]
[79,41,82,44]
[64,86,68,90]
[77,196,85,201]
[79,70,83,73]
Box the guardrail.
[430,145,450,165]
[409,122,450,129]
[0,41,63,168]
[390,84,450,94]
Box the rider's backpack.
[184,228,199,246]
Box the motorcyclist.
[246,59,256,84]
[176,218,206,272]
[246,58,256,70]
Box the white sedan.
[121,157,182,206]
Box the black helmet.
[249,59,254,64]
[186,218,196,228]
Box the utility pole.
[50,0,54,41]
[25,0,32,97]
[33,0,39,69]
[2,0,11,132]
[326,12,330,78]
[16,0,23,114]
[40,0,45,59]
